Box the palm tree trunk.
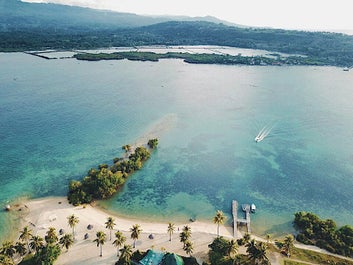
[100,245,102,257]
[217,224,220,237]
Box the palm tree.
[59,234,74,252]
[29,235,44,254]
[182,225,192,237]
[0,254,14,265]
[119,244,133,265]
[0,241,16,261]
[183,240,193,256]
[246,239,258,263]
[93,231,106,257]
[67,214,79,240]
[167,222,175,242]
[226,239,238,259]
[255,241,269,265]
[179,231,190,248]
[14,241,27,258]
[243,232,251,244]
[19,226,32,253]
[45,227,58,245]
[246,239,269,265]
[213,210,226,237]
[105,216,116,241]
[112,231,126,257]
[130,224,142,248]
[282,234,294,258]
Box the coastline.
[13,196,236,264]
[8,196,353,265]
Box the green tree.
[226,239,238,259]
[179,226,192,248]
[14,241,27,258]
[118,244,133,264]
[45,227,59,245]
[122,144,131,153]
[213,210,226,237]
[67,214,79,240]
[183,240,194,256]
[59,233,74,252]
[34,244,61,265]
[19,226,33,253]
[130,224,142,248]
[265,234,272,244]
[167,222,176,242]
[0,241,16,261]
[93,231,107,257]
[246,239,269,265]
[282,234,294,258]
[243,233,251,244]
[29,235,44,254]
[113,231,126,257]
[147,138,158,149]
[105,216,116,241]
[119,244,133,265]
[182,225,192,237]
[0,254,14,265]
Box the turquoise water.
[1,52,353,240]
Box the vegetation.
[105,217,116,241]
[208,236,246,265]
[281,243,353,265]
[130,224,142,248]
[68,140,157,206]
[167,222,176,242]
[8,226,73,265]
[67,214,79,241]
[147,138,159,149]
[180,225,192,248]
[73,50,328,66]
[293,211,353,257]
[113,231,126,257]
[2,18,353,67]
[93,231,107,257]
[117,244,133,265]
[213,210,226,237]
[2,1,353,66]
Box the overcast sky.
[23,0,353,31]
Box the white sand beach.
[13,196,353,265]
[16,196,237,265]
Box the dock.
[232,200,251,237]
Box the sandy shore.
[15,196,238,265]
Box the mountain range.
[1,0,353,67]
[0,0,239,31]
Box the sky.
[23,0,353,32]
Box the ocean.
[1,51,353,240]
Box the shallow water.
[1,52,353,240]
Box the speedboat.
[250,203,256,213]
[254,135,264,142]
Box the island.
[73,51,326,66]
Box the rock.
[148,234,154,239]
[84,233,89,239]
[5,205,11,211]
[87,224,93,230]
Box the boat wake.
[255,123,275,142]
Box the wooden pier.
[232,200,251,237]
